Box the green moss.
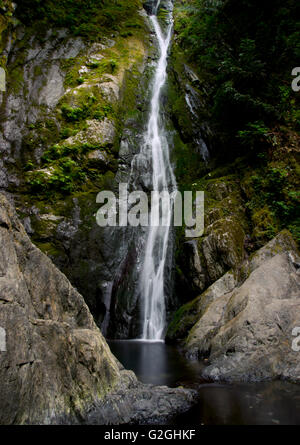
[5,0,152,274]
[8,64,24,93]
[288,218,300,243]
[119,69,140,116]
[241,155,300,247]
[166,297,200,342]
[171,133,206,191]
[34,241,62,257]
[20,20,147,204]
[33,65,43,77]
[60,127,79,139]
[252,206,278,242]
[91,58,119,74]
[59,82,115,130]
[61,56,86,88]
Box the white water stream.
[140,2,177,340]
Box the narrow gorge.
[0,0,299,426]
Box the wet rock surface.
[0,29,85,167]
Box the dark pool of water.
[108,340,204,387]
[108,340,300,425]
[176,381,300,425]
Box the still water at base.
[108,340,300,425]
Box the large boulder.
[0,193,197,424]
[184,231,300,383]
[0,193,123,424]
[166,270,237,342]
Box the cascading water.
[102,0,177,340]
[139,1,177,340]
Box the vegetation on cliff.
[174,0,299,154]
[0,0,149,314]
[0,1,17,69]
[167,0,300,345]
[171,0,299,248]
[14,0,143,40]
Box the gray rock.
[184,64,201,87]
[64,118,116,147]
[22,216,34,235]
[175,176,247,300]
[0,193,122,424]
[85,380,197,425]
[143,0,158,15]
[166,270,237,343]
[247,230,299,274]
[0,160,8,189]
[98,79,120,102]
[0,193,197,424]
[37,63,65,108]
[87,149,111,168]
[0,68,6,92]
[0,31,86,173]
[181,240,207,293]
[184,232,300,383]
[202,217,245,283]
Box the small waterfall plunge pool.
[108,340,300,425]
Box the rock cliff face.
[167,231,300,383]
[175,175,248,299]
[0,193,197,424]
[165,4,300,383]
[0,193,121,424]
[0,3,156,336]
[1,0,254,340]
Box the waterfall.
[140,2,177,340]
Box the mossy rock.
[31,214,62,241]
[166,297,200,342]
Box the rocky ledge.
[0,193,196,424]
[83,371,197,425]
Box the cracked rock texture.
[1,29,85,158]
[0,193,197,424]
[183,231,300,383]
[0,192,122,424]
[0,14,152,338]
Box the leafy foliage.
[243,161,300,242]
[174,0,300,156]
[173,0,300,246]
[25,141,114,195]
[14,0,142,39]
